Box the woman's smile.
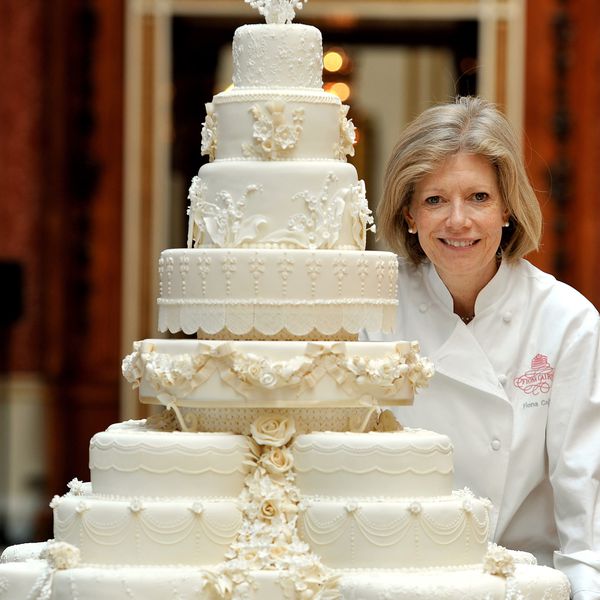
[404,152,508,292]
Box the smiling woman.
[403,152,508,320]
[364,96,600,599]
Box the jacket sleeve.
[547,306,600,599]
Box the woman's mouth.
[441,239,477,248]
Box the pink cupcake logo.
[514,354,554,395]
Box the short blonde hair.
[378,96,542,264]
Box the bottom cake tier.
[0,546,571,600]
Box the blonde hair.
[378,96,542,264]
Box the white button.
[419,303,428,313]
[498,374,507,385]
[491,439,501,451]
[502,311,513,323]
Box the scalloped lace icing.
[158,301,397,336]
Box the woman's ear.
[403,206,416,233]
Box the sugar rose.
[250,414,296,447]
[261,447,293,475]
[259,498,279,520]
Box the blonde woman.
[365,96,600,599]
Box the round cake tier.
[209,89,351,161]
[232,24,322,89]
[52,492,242,567]
[123,339,433,410]
[297,491,492,569]
[157,249,397,337]
[0,558,572,600]
[90,421,257,498]
[291,429,454,498]
[187,162,370,251]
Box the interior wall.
[0,0,46,546]
[0,0,124,543]
[1,0,599,546]
[524,0,600,308]
[351,45,456,232]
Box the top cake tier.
[233,24,323,89]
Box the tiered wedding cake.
[0,1,570,598]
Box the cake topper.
[245,0,308,24]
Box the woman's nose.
[446,200,470,229]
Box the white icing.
[53,494,242,567]
[210,90,350,161]
[0,561,573,600]
[157,249,399,337]
[186,162,370,251]
[233,24,322,89]
[297,493,490,569]
[291,429,454,498]
[89,422,258,498]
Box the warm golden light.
[327,82,351,102]
[324,50,344,73]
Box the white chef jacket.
[363,258,600,600]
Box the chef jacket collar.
[424,258,513,318]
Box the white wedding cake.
[0,1,570,598]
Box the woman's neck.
[436,259,500,321]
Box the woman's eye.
[473,192,488,202]
[425,195,441,205]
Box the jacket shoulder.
[515,259,598,320]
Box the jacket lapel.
[431,320,511,404]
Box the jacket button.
[502,311,513,323]
[419,303,428,313]
[491,439,501,451]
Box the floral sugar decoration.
[335,104,356,160]
[245,0,308,24]
[343,341,434,392]
[221,413,340,599]
[66,478,86,496]
[243,100,305,160]
[201,103,218,161]
[250,413,296,447]
[483,543,516,578]
[186,176,266,248]
[287,173,345,249]
[349,180,375,250]
[41,541,80,570]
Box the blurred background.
[0,0,598,547]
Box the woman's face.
[404,152,508,289]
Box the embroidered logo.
[513,354,554,395]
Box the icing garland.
[122,341,434,430]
